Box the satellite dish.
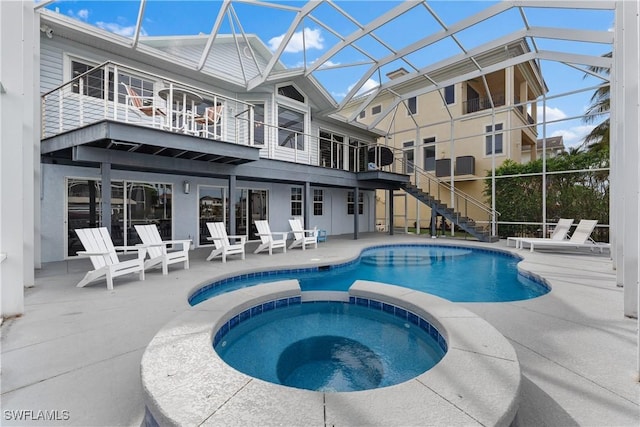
[368,146,394,167]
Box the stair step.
[401,183,497,243]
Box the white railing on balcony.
[41,61,253,145]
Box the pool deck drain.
[142,280,520,426]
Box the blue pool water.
[190,245,548,305]
[214,301,445,392]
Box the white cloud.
[268,28,324,53]
[96,21,147,37]
[67,8,89,21]
[551,125,595,148]
[348,78,379,96]
[293,58,340,69]
[331,91,347,100]
[77,9,89,20]
[538,106,567,123]
[317,59,340,69]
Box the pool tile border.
[212,295,447,353]
[189,243,550,304]
[143,279,521,427]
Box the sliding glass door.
[66,178,172,257]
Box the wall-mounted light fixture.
[40,24,53,39]
[183,181,191,194]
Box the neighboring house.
[340,39,546,231]
[521,136,566,163]
[37,9,407,262]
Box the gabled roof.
[37,1,614,129]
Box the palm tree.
[582,52,611,151]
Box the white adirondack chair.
[288,218,318,250]
[205,222,246,262]
[253,220,287,255]
[134,224,190,275]
[75,227,146,290]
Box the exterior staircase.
[401,182,499,243]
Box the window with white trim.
[423,137,436,171]
[320,130,344,169]
[313,189,323,216]
[291,187,303,216]
[403,141,415,174]
[347,191,364,215]
[485,123,504,155]
[278,106,305,150]
[70,59,155,106]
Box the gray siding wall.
[40,37,377,167]
[41,164,374,262]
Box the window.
[313,189,323,216]
[444,85,455,104]
[359,110,366,119]
[407,97,417,115]
[423,137,436,171]
[371,105,382,115]
[70,59,155,106]
[403,141,414,174]
[348,138,367,172]
[198,187,227,245]
[485,123,504,155]
[66,179,172,256]
[71,60,112,100]
[278,106,305,150]
[253,103,265,145]
[320,130,344,169]
[291,187,303,216]
[277,85,305,103]
[347,191,364,215]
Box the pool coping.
[188,242,550,304]
[141,279,521,426]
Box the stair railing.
[391,151,500,236]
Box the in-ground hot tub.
[141,280,521,426]
[214,298,447,392]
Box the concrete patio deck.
[1,233,638,426]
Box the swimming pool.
[190,244,549,305]
[214,300,446,392]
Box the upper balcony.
[41,61,255,148]
[462,92,506,115]
[40,61,408,187]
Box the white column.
[616,0,639,319]
[1,1,36,317]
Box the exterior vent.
[455,156,475,175]
[435,159,451,177]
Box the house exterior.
[340,39,546,231]
[521,136,566,163]
[37,9,407,263]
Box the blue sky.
[42,0,613,148]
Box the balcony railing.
[463,93,505,114]
[41,61,254,145]
[41,61,415,175]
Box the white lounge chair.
[288,218,318,250]
[520,219,609,253]
[121,83,166,126]
[253,220,287,255]
[75,227,146,290]
[134,224,190,275]
[205,222,246,262]
[507,218,574,249]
